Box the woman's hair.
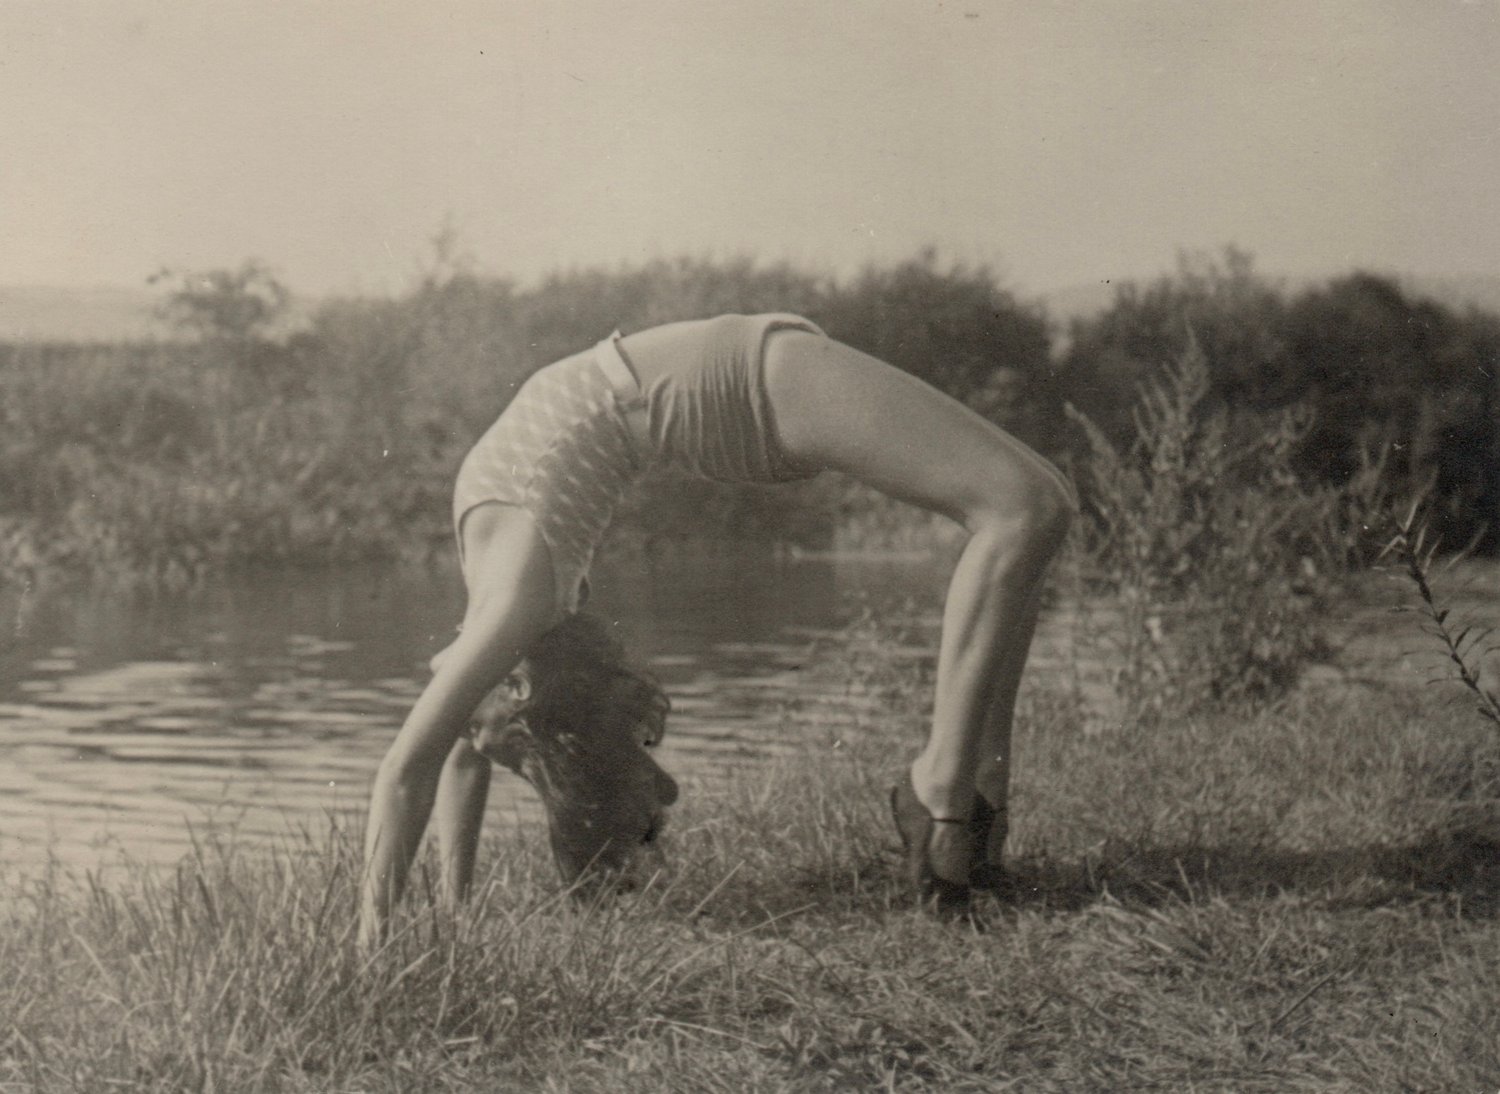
[523,612,670,747]
[498,612,676,884]
[527,611,628,679]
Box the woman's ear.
[506,667,533,702]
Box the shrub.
[1067,335,1339,718]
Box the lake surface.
[0,547,947,875]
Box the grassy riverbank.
[4,636,1497,1090]
[5,251,1498,1087]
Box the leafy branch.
[1384,501,1500,729]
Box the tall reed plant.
[1384,502,1500,732]
[1383,502,1500,841]
[1066,336,1342,720]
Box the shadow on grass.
[991,823,1500,919]
[682,822,1500,928]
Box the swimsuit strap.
[594,331,651,455]
[593,332,640,400]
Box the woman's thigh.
[763,331,1073,529]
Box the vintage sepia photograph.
[3,2,1498,1088]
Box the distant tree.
[1063,255,1500,556]
[1057,247,1292,450]
[150,260,291,344]
[1284,273,1500,551]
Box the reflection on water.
[0,548,944,873]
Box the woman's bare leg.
[360,503,557,946]
[764,331,1074,884]
[967,578,1046,866]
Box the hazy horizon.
[4,1,1499,299]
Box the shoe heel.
[969,796,1011,892]
[890,781,972,916]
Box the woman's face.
[467,655,678,885]
[467,661,534,766]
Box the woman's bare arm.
[359,507,557,948]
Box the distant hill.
[1036,282,1118,326]
[0,285,174,343]
[5,272,1497,347]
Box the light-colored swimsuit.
[453,313,825,616]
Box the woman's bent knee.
[970,472,1074,574]
[1030,474,1076,549]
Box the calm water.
[0,548,944,874]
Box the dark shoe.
[890,780,972,917]
[968,795,1013,893]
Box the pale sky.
[3,0,1498,297]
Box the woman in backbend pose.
[360,313,1075,942]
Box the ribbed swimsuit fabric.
[452,313,825,616]
[616,312,825,484]
[451,347,640,615]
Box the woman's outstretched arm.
[432,735,493,904]
[359,505,557,948]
